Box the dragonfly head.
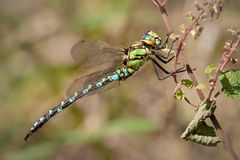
[141,31,162,48]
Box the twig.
[208,38,240,160]
[152,0,239,159]
[152,0,173,33]
[207,39,240,99]
[184,97,198,109]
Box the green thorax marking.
[127,47,148,70]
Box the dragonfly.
[24,31,186,141]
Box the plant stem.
[152,0,173,33]
[152,1,239,159]
[207,39,240,99]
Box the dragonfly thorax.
[126,47,148,70]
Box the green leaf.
[195,121,217,136]
[174,89,185,100]
[181,100,220,146]
[219,69,240,99]
[181,100,216,139]
[188,122,221,147]
[181,79,193,89]
[204,64,217,74]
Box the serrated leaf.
[219,69,240,99]
[181,79,193,89]
[204,64,217,74]
[181,100,221,146]
[174,89,185,100]
[181,100,217,140]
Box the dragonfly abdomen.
[113,67,136,81]
[24,94,80,141]
[71,67,135,97]
[24,67,136,141]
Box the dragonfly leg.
[155,36,176,60]
[159,32,177,49]
[153,36,181,65]
[159,34,170,49]
[155,54,175,64]
[151,59,187,80]
[150,57,171,74]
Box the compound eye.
[142,34,152,40]
[155,38,161,45]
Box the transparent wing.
[71,40,125,67]
[66,65,123,97]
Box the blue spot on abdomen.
[57,106,62,112]
[111,74,120,81]
[122,69,129,76]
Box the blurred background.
[0,0,240,159]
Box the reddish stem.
[207,39,240,99]
[152,0,173,33]
[152,1,240,159]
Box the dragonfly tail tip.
[24,131,33,141]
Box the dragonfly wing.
[71,40,125,67]
[66,65,122,97]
